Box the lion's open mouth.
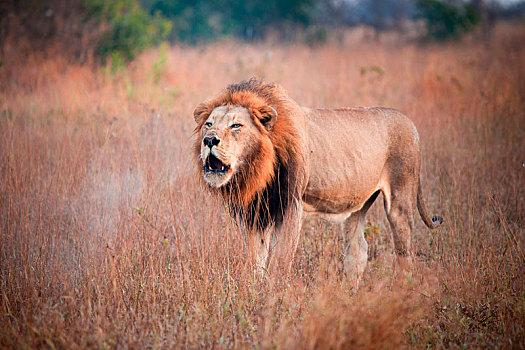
[204,154,230,174]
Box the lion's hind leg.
[342,190,380,289]
[382,177,418,270]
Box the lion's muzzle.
[204,153,230,174]
[202,135,231,174]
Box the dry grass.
[1,24,524,349]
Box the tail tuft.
[417,178,442,230]
[431,215,443,227]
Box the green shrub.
[86,0,171,62]
[416,0,480,41]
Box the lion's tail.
[417,178,443,229]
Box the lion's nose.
[203,136,220,148]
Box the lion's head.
[195,103,277,189]
[193,79,306,215]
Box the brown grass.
[1,24,524,348]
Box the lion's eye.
[231,123,243,129]
[204,122,212,127]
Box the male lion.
[193,79,441,286]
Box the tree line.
[1,0,523,63]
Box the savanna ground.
[1,24,524,349]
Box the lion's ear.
[259,106,277,131]
[193,102,211,124]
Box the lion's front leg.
[246,226,273,276]
[342,210,368,289]
[268,200,303,275]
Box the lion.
[193,78,442,286]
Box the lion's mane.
[193,79,307,230]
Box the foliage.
[416,0,480,40]
[86,0,171,61]
[141,0,316,43]
[0,0,171,63]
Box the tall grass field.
[1,24,524,348]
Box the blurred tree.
[87,0,171,61]
[415,0,480,40]
[314,0,413,41]
[0,0,171,63]
[141,0,316,43]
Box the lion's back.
[304,106,419,154]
